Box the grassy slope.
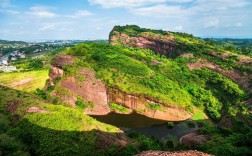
[0,85,122,155]
[0,69,49,93]
[63,42,247,122]
[65,43,193,108]
[112,25,252,74]
[109,25,252,155]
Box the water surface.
[91,112,198,142]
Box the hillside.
[0,39,27,45]
[0,25,251,156]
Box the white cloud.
[38,24,55,31]
[174,25,183,30]
[96,26,102,30]
[88,0,192,8]
[235,22,243,27]
[0,0,11,8]
[26,6,58,18]
[192,0,250,13]
[68,10,93,18]
[0,9,19,14]
[204,19,219,28]
[131,4,188,17]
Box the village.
[0,39,91,72]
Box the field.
[0,69,49,92]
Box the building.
[0,59,8,65]
[20,54,26,58]
[0,65,16,72]
[11,57,17,61]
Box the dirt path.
[11,78,32,87]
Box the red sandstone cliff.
[110,31,178,57]
[48,55,192,121]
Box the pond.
[91,112,198,143]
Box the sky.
[0,0,252,41]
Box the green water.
[91,112,198,142]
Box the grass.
[0,69,49,93]
[23,104,120,133]
[0,85,122,156]
[0,85,47,115]
[109,103,129,113]
[191,108,206,120]
[145,103,162,111]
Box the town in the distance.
[0,39,105,72]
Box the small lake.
[91,112,198,142]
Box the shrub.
[167,122,174,128]
[145,103,161,111]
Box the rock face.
[108,89,192,121]
[49,55,192,120]
[60,69,110,115]
[110,31,178,57]
[137,150,211,156]
[187,57,252,91]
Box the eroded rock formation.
[48,55,192,121]
[137,150,211,156]
[110,31,178,57]
[108,88,192,121]
[180,132,211,148]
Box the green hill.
[0,25,251,156]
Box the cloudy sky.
[0,0,251,41]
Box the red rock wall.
[49,54,191,120]
[107,88,192,121]
[59,69,110,115]
[110,32,178,57]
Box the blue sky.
[0,0,251,41]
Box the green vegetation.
[196,121,252,156]
[59,41,247,122]
[0,86,126,156]
[204,38,252,57]
[109,103,129,113]
[167,122,175,128]
[191,108,205,120]
[75,97,88,110]
[145,103,162,111]
[63,42,192,109]
[1,25,251,156]
[0,69,49,93]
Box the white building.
[0,59,8,65]
[11,57,17,61]
[20,54,26,58]
[0,66,16,72]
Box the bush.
[75,98,87,110]
[145,103,161,111]
[167,122,174,128]
[109,103,129,113]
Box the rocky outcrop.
[180,132,211,147]
[95,130,137,149]
[49,66,63,85]
[108,89,192,121]
[49,54,74,85]
[59,69,110,115]
[26,106,49,113]
[49,54,192,120]
[51,54,75,67]
[110,31,178,57]
[187,58,252,91]
[137,150,211,156]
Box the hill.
[0,39,27,45]
[0,25,251,156]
